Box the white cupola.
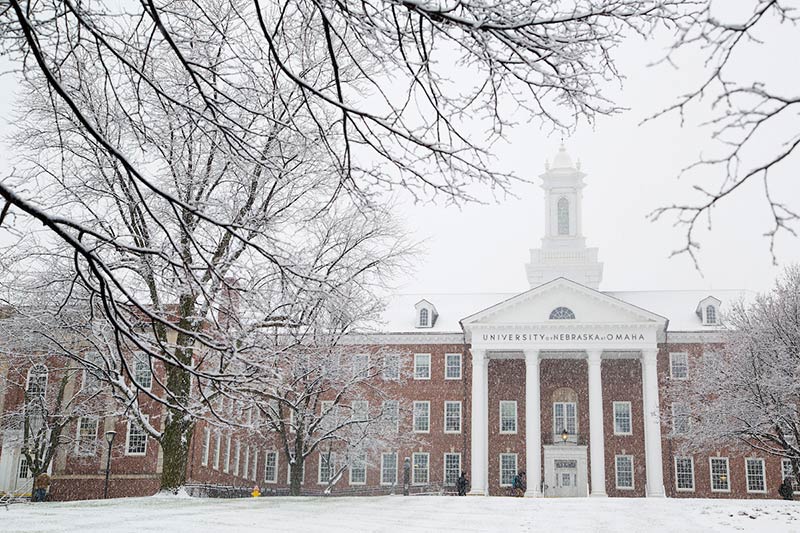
[525,144,604,289]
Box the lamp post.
[103,430,117,499]
[403,457,411,496]
[561,428,569,444]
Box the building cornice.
[341,332,465,346]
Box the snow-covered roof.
[377,289,753,334]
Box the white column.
[524,349,542,497]
[587,349,607,497]
[642,348,666,497]
[468,348,488,495]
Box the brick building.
[0,146,793,500]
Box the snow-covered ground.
[3,495,799,532]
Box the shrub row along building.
[0,146,793,500]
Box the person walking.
[456,472,468,496]
[779,477,794,501]
[32,473,50,502]
[512,471,526,497]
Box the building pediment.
[461,278,667,336]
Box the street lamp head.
[105,430,117,445]
[561,428,569,443]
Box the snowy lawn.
[3,494,799,532]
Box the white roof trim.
[460,277,668,327]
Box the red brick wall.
[4,341,794,500]
[487,359,525,495]
[602,358,645,497]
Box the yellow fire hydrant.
[251,485,261,498]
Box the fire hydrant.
[251,485,261,498]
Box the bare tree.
[667,264,800,486]
[0,317,118,494]
[0,0,697,492]
[650,1,800,265]
[251,341,417,495]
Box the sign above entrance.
[481,332,646,343]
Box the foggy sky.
[1,4,798,298]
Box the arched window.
[705,305,717,324]
[557,197,570,236]
[552,387,578,437]
[26,364,48,398]
[549,307,575,320]
[419,308,429,327]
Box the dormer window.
[414,299,438,329]
[549,307,575,320]
[705,305,717,325]
[696,296,721,326]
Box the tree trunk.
[289,459,304,496]
[159,405,194,492]
[159,294,197,492]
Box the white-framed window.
[500,401,517,434]
[672,403,690,434]
[350,451,367,485]
[26,364,48,397]
[710,457,730,492]
[413,401,430,433]
[125,416,148,456]
[414,354,431,380]
[75,416,99,456]
[319,452,336,484]
[615,455,634,490]
[201,427,211,466]
[82,354,103,393]
[670,352,689,380]
[224,435,232,473]
[613,402,632,435]
[444,401,461,434]
[243,445,250,479]
[213,430,221,470]
[674,456,695,491]
[134,353,153,390]
[705,305,717,325]
[445,354,462,380]
[381,452,398,486]
[352,353,369,378]
[412,452,430,485]
[233,440,241,476]
[782,459,798,489]
[18,456,30,479]
[553,402,577,435]
[382,400,400,432]
[746,458,766,493]
[444,453,461,486]
[352,400,369,422]
[264,451,278,483]
[383,354,401,380]
[320,400,335,430]
[499,453,518,487]
[251,448,258,481]
[419,308,429,327]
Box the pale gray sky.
[1,6,798,298]
[392,11,800,296]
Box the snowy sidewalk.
[3,495,799,532]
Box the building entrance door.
[552,459,580,497]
